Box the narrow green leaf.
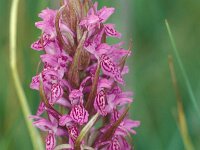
[165,20,200,119]
[75,113,99,150]
[168,55,195,150]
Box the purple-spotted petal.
[114,69,124,84]
[31,33,50,51]
[31,33,51,51]
[46,132,56,150]
[109,136,121,150]
[31,39,44,51]
[57,55,68,69]
[67,125,79,142]
[100,54,116,74]
[104,24,121,38]
[100,54,124,84]
[70,105,89,125]
[36,101,45,116]
[111,136,131,150]
[50,83,63,105]
[94,89,107,116]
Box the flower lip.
[94,89,108,116]
[70,104,89,125]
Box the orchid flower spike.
[30,1,140,150]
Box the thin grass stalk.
[168,55,194,150]
[9,0,44,149]
[165,20,200,119]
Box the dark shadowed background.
[0,0,199,149]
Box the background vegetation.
[0,0,199,149]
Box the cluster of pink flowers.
[30,0,140,150]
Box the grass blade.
[9,0,44,149]
[168,55,194,150]
[165,20,200,119]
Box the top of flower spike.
[80,2,115,30]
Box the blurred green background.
[0,0,199,149]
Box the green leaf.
[75,113,99,150]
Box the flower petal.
[100,54,124,84]
[94,89,107,116]
[70,105,89,125]
[67,125,79,142]
[30,75,40,90]
[50,83,63,105]
[104,24,121,38]
[59,114,72,126]
[69,90,83,105]
[46,132,56,150]
[97,7,115,22]
[36,101,45,116]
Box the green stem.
[165,20,200,120]
[9,0,44,149]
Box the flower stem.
[9,0,44,149]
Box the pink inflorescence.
[30,0,140,150]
